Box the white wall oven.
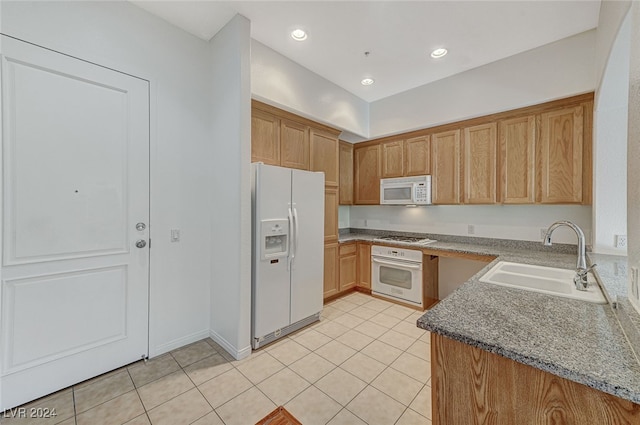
[372,245,423,308]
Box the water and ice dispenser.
[260,219,289,260]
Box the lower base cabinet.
[323,243,339,299]
[339,243,357,292]
[431,333,640,424]
[356,242,371,290]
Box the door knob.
[136,240,147,248]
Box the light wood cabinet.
[462,123,497,204]
[339,141,353,205]
[280,119,309,170]
[251,109,280,165]
[324,188,339,242]
[381,140,404,178]
[339,243,357,292]
[538,105,584,203]
[323,243,339,299]
[431,333,640,424]
[310,129,339,187]
[405,135,431,176]
[499,115,536,203]
[354,145,381,204]
[423,255,439,308]
[356,242,371,290]
[431,130,461,204]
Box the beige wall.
[628,2,640,314]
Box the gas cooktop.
[373,235,437,246]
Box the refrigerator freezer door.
[290,169,325,324]
[253,164,292,339]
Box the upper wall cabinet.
[462,123,497,204]
[251,109,280,165]
[538,105,584,204]
[381,140,405,178]
[354,144,381,204]
[280,119,309,170]
[431,130,461,204]
[251,100,341,184]
[499,116,536,204]
[339,141,354,205]
[356,93,593,206]
[405,135,431,176]
[310,129,339,187]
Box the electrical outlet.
[468,224,475,235]
[615,234,627,248]
[614,261,627,276]
[364,219,368,227]
[170,229,180,242]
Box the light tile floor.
[2,292,432,425]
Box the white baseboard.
[209,330,252,360]
[151,329,210,358]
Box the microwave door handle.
[292,206,299,267]
[287,207,294,271]
[371,257,422,270]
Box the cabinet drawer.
[339,243,357,256]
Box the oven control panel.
[371,245,423,262]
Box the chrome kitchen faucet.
[543,221,595,291]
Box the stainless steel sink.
[479,261,606,304]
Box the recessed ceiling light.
[361,78,375,86]
[431,48,448,58]
[291,29,307,41]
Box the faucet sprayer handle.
[574,264,596,291]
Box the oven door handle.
[371,257,422,270]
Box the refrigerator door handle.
[288,207,295,271]
[293,206,300,267]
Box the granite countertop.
[340,230,640,404]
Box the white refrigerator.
[251,163,324,349]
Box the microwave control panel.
[414,184,430,203]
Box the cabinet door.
[405,135,431,176]
[310,129,339,187]
[251,110,280,165]
[499,116,536,204]
[381,140,404,178]
[354,145,381,204]
[280,119,309,170]
[539,106,583,203]
[463,123,497,204]
[323,243,339,299]
[431,130,461,204]
[324,187,339,242]
[339,141,354,205]
[357,242,371,289]
[339,243,357,292]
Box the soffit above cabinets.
[130,1,601,103]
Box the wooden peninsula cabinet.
[431,334,640,424]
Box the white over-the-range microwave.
[380,175,432,205]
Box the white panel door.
[290,169,324,324]
[0,36,150,410]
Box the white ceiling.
[131,1,601,102]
